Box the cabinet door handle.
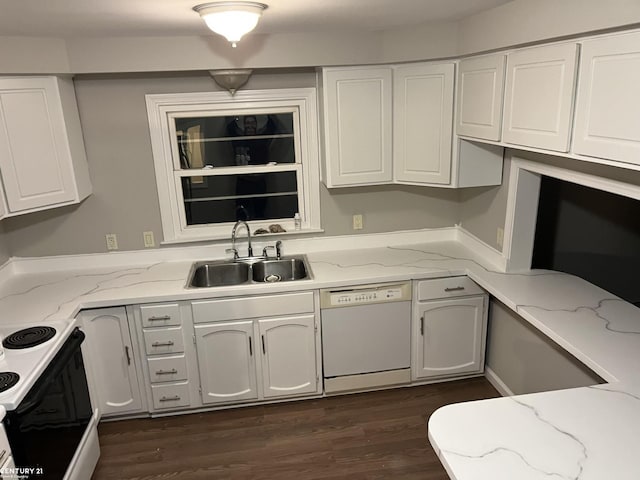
[148,315,171,321]
[420,317,424,336]
[152,341,174,347]
[155,369,178,375]
[444,286,465,292]
[159,395,180,402]
[261,335,266,354]
[249,336,253,356]
[125,346,131,365]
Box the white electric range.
[0,319,76,410]
[0,319,100,480]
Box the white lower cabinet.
[192,293,321,405]
[195,320,258,405]
[412,278,488,381]
[258,315,318,398]
[78,307,145,417]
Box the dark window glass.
[175,113,295,169]
[182,171,299,225]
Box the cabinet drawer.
[147,355,188,383]
[151,382,190,410]
[143,327,184,355]
[192,291,315,323]
[416,276,484,301]
[140,303,181,328]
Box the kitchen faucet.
[230,220,253,259]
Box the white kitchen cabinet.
[456,53,506,141]
[573,31,640,165]
[258,315,318,398]
[320,66,393,187]
[412,278,488,381]
[502,43,578,152]
[393,62,454,185]
[194,320,258,405]
[0,76,91,215]
[192,293,321,405]
[78,307,144,417]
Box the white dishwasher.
[320,282,412,394]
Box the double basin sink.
[187,255,312,288]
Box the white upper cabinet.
[573,31,640,166]
[321,67,393,187]
[393,63,454,185]
[502,43,579,152]
[0,76,91,215]
[456,54,506,141]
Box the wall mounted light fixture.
[193,1,268,47]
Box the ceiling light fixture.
[193,1,268,48]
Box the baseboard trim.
[484,366,514,397]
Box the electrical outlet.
[105,233,119,251]
[353,214,363,230]
[143,231,155,248]
[497,227,504,248]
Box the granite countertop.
[0,238,639,478]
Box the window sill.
[160,228,325,246]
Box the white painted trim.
[502,154,640,272]
[8,227,458,274]
[484,366,513,397]
[145,88,322,243]
[454,226,506,272]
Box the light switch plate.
[143,231,155,248]
[353,214,363,230]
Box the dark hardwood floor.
[92,378,498,480]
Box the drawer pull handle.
[444,286,465,292]
[152,341,175,347]
[156,369,178,375]
[148,315,171,321]
[159,395,180,402]
[0,449,6,464]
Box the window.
[146,89,321,243]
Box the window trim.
[146,88,322,243]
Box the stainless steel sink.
[188,261,250,288]
[251,258,309,283]
[186,255,312,288]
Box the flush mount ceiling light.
[193,1,268,47]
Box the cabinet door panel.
[258,315,318,398]
[502,43,578,152]
[80,307,143,416]
[394,63,454,185]
[414,296,486,380]
[457,54,506,141]
[322,67,393,186]
[573,31,640,165]
[0,77,76,212]
[195,321,257,404]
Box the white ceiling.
[1,0,513,38]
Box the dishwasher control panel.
[320,282,411,308]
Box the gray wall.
[459,157,511,250]
[0,225,9,265]
[0,73,460,257]
[486,299,604,394]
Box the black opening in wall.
[532,176,640,307]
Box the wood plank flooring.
[92,378,498,480]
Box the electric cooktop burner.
[0,372,19,392]
[3,326,56,350]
